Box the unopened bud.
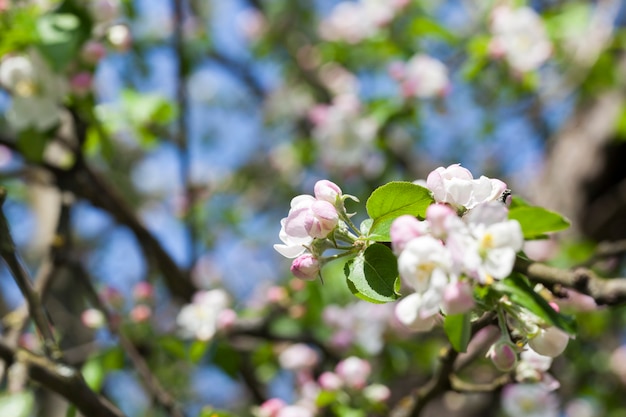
[335,356,371,389]
[363,384,391,403]
[290,254,320,280]
[314,179,342,204]
[81,308,106,329]
[487,339,518,372]
[390,215,427,254]
[528,327,569,358]
[318,371,343,391]
[442,281,475,315]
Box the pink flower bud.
[129,305,151,323]
[426,203,456,238]
[81,308,106,329]
[290,254,320,280]
[390,215,426,254]
[217,308,237,330]
[314,180,342,203]
[335,356,371,389]
[487,339,518,372]
[81,41,107,64]
[132,281,154,301]
[363,384,391,403]
[318,371,343,391]
[442,281,475,315]
[100,286,124,309]
[266,286,288,303]
[278,344,319,370]
[528,327,569,357]
[304,200,338,238]
[258,398,286,417]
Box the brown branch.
[514,257,626,306]
[390,312,497,417]
[0,339,127,417]
[0,189,61,360]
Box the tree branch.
[0,339,127,417]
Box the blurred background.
[2,0,626,416]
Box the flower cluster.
[391,164,521,330]
[308,95,382,177]
[176,289,234,341]
[318,0,409,44]
[389,54,450,99]
[488,5,552,73]
[274,180,355,280]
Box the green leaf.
[211,343,241,378]
[16,128,48,162]
[0,391,34,417]
[344,244,399,303]
[409,17,457,43]
[366,182,434,241]
[508,206,570,239]
[159,335,187,360]
[189,339,209,363]
[443,313,471,353]
[197,407,236,417]
[495,273,577,335]
[81,356,105,391]
[65,406,77,417]
[36,12,87,70]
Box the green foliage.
[366,182,434,241]
[508,205,570,239]
[443,313,472,353]
[495,273,577,335]
[344,243,400,303]
[16,128,49,162]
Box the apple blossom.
[489,5,552,73]
[396,54,450,99]
[257,398,286,417]
[528,326,570,357]
[335,356,371,389]
[394,292,439,332]
[176,289,230,341]
[426,203,456,238]
[129,304,151,322]
[363,384,391,403]
[442,281,475,315]
[501,383,559,417]
[81,308,106,329]
[313,180,342,204]
[390,215,427,254]
[81,41,107,64]
[398,235,453,293]
[318,371,343,391]
[290,254,320,280]
[276,405,315,417]
[487,338,518,372]
[278,344,319,371]
[426,164,507,211]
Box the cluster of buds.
[274,180,357,281]
[389,54,450,99]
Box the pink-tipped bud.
[217,308,237,330]
[390,215,427,254]
[278,344,319,370]
[314,180,342,204]
[258,398,286,417]
[100,286,124,309]
[487,339,518,372]
[442,281,475,315]
[426,203,456,238]
[290,254,320,280]
[81,41,107,64]
[305,200,338,238]
[363,384,391,403]
[335,356,371,389]
[528,327,569,358]
[129,305,151,323]
[132,281,154,301]
[318,371,343,391]
[81,308,106,329]
[266,286,288,303]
